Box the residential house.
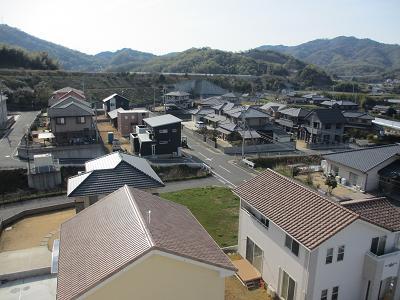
[47,97,95,144]
[224,106,270,128]
[67,152,164,212]
[378,160,400,196]
[259,102,287,120]
[117,109,149,136]
[57,185,235,300]
[164,91,191,108]
[107,107,125,128]
[302,94,330,105]
[372,118,400,135]
[342,111,375,131]
[322,144,400,192]
[320,100,359,110]
[48,87,85,107]
[234,169,400,300]
[221,92,241,103]
[372,105,391,115]
[189,108,215,122]
[0,93,7,129]
[275,108,311,133]
[174,79,228,99]
[102,93,130,113]
[298,109,345,146]
[194,96,225,109]
[211,101,235,116]
[132,114,182,157]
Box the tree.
[325,174,338,194]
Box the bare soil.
[97,121,130,153]
[225,276,271,300]
[0,209,75,252]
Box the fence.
[223,142,296,155]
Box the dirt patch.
[0,209,75,252]
[97,121,130,153]
[225,276,271,300]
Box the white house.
[234,169,400,300]
[322,144,400,192]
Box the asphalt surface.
[0,111,39,169]
[182,127,259,188]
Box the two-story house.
[234,169,400,300]
[299,109,346,146]
[320,100,359,110]
[275,108,311,134]
[102,93,130,113]
[342,111,375,131]
[131,114,182,157]
[47,97,95,144]
[48,87,85,107]
[164,91,191,108]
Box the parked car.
[195,121,206,129]
[112,139,122,152]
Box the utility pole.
[153,87,156,111]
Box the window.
[326,248,334,264]
[337,245,345,261]
[56,117,65,125]
[336,123,342,129]
[325,123,331,129]
[241,202,269,229]
[124,116,128,120]
[313,122,320,129]
[280,269,296,300]
[323,135,330,142]
[321,289,328,300]
[246,238,263,272]
[349,172,358,186]
[159,141,168,145]
[141,113,146,117]
[76,116,85,124]
[332,286,339,300]
[172,128,177,133]
[370,236,386,256]
[285,235,299,256]
[159,129,168,134]
[331,165,339,176]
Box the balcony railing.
[363,248,400,281]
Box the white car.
[195,121,206,129]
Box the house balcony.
[363,248,400,281]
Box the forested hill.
[258,36,400,76]
[0,44,58,70]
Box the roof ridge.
[341,197,388,206]
[323,143,400,157]
[124,185,154,247]
[266,168,359,217]
[84,151,120,166]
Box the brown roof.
[57,185,235,300]
[342,198,400,232]
[233,169,359,250]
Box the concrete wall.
[28,171,62,190]
[18,144,105,160]
[84,253,226,300]
[223,142,295,154]
[238,207,310,299]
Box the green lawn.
[160,187,239,247]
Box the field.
[0,209,75,252]
[160,186,239,247]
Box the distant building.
[57,185,235,300]
[299,109,346,147]
[320,100,359,110]
[322,144,400,192]
[342,111,375,130]
[47,96,95,144]
[221,92,241,103]
[117,109,149,136]
[102,93,130,113]
[0,93,8,129]
[67,152,164,212]
[107,107,125,128]
[48,87,85,107]
[234,169,400,300]
[164,91,191,108]
[132,114,182,157]
[372,105,391,114]
[259,102,287,120]
[275,107,311,133]
[27,153,61,190]
[174,79,227,99]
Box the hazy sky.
[1,0,399,55]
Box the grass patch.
[160,186,239,247]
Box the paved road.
[182,127,259,188]
[0,111,39,169]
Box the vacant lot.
[97,121,130,153]
[0,209,75,252]
[160,186,239,247]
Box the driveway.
[0,111,39,169]
[0,274,56,300]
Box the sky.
[1,0,399,55]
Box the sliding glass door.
[280,269,296,300]
[246,237,263,273]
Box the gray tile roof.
[165,91,190,96]
[67,152,164,196]
[323,144,400,173]
[48,101,94,118]
[58,185,235,300]
[102,93,129,103]
[342,111,374,120]
[279,107,311,118]
[260,102,287,112]
[53,87,84,96]
[321,100,358,107]
[143,114,182,128]
[51,96,91,109]
[306,109,346,123]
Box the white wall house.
[234,169,400,300]
[322,144,400,192]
